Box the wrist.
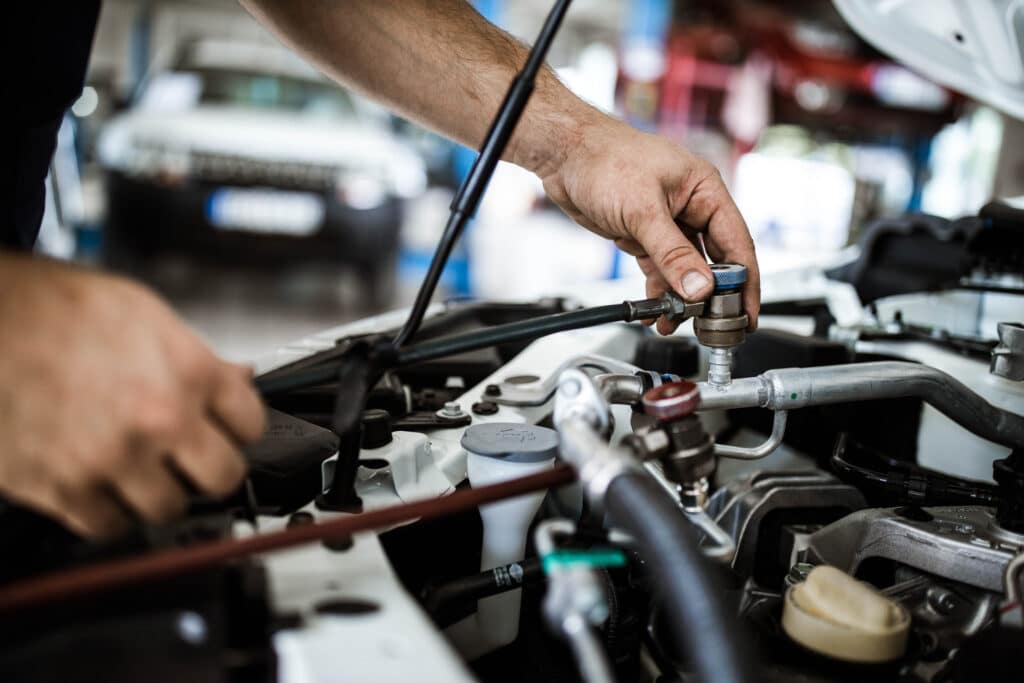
[508,74,605,180]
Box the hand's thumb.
[642,210,713,302]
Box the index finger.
[678,170,760,329]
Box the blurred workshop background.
[46,0,1023,362]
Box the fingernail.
[680,270,711,299]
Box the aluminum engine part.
[490,355,643,407]
[805,506,1024,592]
[882,571,1002,660]
[706,470,867,579]
[695,361,1024,450]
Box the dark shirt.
[4,2,101,249]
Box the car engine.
[0,200,1020,681]
[1,0,1021,678]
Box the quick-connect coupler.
[694,264,748,387]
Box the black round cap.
[361,409,393,449]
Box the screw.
[484,384,502,397]
[287,511,315,528]
[927,587,958,614]
[442,401,462,417]
[784,562,815,588]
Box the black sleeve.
[3,1,102,250]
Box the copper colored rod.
[0,465,576,613]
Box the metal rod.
[0,465,576,614]
[392,0,573,348]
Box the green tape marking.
[542,548,627,574]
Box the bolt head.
[560,378,582,398]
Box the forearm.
[240,0,602,177]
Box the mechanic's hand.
[0,253,266,538]
[539,114,759,335]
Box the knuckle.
[656,243,699,271]
[150,492,187,523]
[693,157,719,181]
[207,451,247,497]
[624,201,660,233]
[74,447,120,481]
[88,506,130,538]
[134,396,186,440]
[179,347,217,387]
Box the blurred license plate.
[206,189,324,236]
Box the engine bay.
[0,233,1021,682]
[1,2,1022,677]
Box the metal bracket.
[492,355,642,407]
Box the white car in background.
[97,40,427,303]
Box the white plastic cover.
[833,0,1024,120]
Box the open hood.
[834,0,1024,120]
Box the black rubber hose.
[422,558,544,622]
[396,303,631,366]
[604,472,754,683]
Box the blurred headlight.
[390,161,427,200]
[122,138,192,185]
[336,171,387,210]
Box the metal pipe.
[697,376,767,412]
[642,462,736,563]
[715,411,789,460]
[1006,551,1024,605]
[562,613,616,683]
[697,361,1024,449]
[594,373,645,405]
[535,519,617,683]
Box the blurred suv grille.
[190,151,338,192]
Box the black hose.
[830,434,999,507]
[604,472,754,683]
[422,558,544,623]
[256,299,661,397]
[396,303,632,366]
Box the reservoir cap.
[461,423,559,463]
